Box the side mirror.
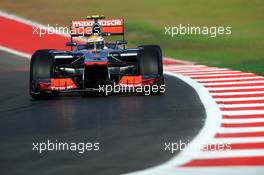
[66,42,77,47]
[116,40,128,45]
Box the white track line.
[170,69,229,72]
[194,149,264,158]
[0,11,70,37]
[202,80,264,86]
[165,65,206,68]
[208,86,264,91]
[168,68,229,73]
[165,65,207,69]
[131,166,264,175]
[166,66,222,69]
[216,97,264,101]
[221,110,264,115]
[0,45,31,59]
[210,137,264,144]
[183,71,243,76]
[218,127,264,133]
[218,103,264,108]
[197,76,264,82]
[190,73,254,78]
[212,91,264,95]
[165,67,209,71]
[221,118,264,123]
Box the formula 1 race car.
[30,15,164,99]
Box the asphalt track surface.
[0,50,205,175]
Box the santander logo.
[72,19,123,27]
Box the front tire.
[137,45,165,95]
[30,49,55,99]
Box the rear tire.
[30,49,55,99]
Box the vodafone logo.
[72,19,123,27]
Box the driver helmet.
[86,35,105,50]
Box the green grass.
[1,0,263,74]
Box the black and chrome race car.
[30,15,165,99]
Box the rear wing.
[70,18,124,37]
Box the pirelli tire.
[137,45,165,95]
[30,49,56,99]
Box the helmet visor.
[87,41,104,50]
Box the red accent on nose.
[85,61,108,66]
